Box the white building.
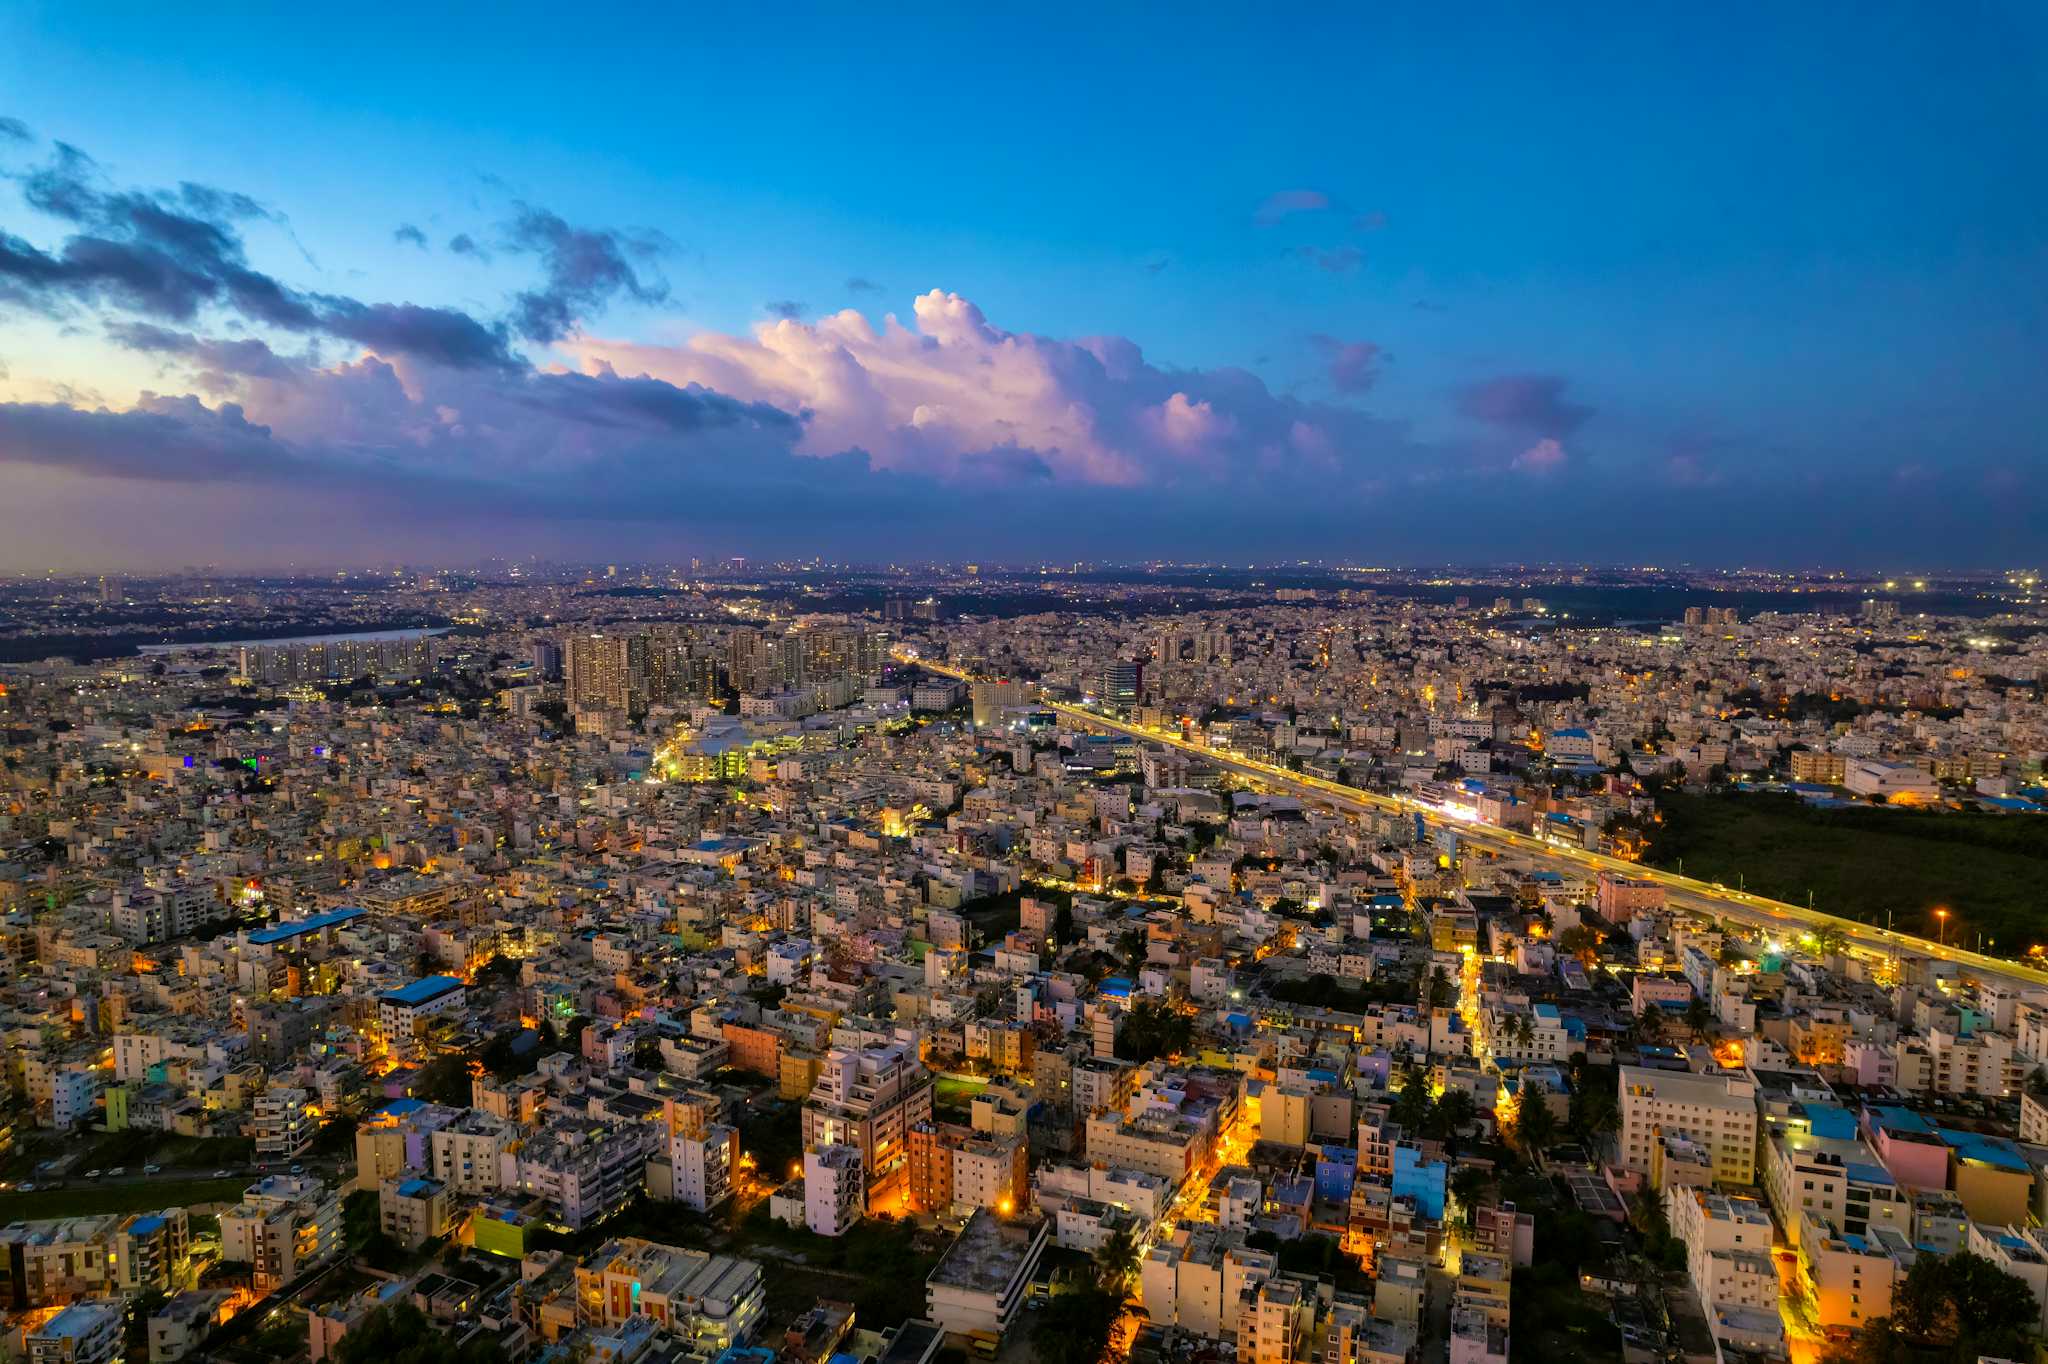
[805,1144,865,1237]
[1617,1065,1759,1185]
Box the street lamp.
[1935,908,1949,947]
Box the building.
[805,1144,865,1237]
[1617,1065,1758,1185]
[376,975,467,1056]
[565,632,651,716]
[924,1209,1049,1342]
[219,1175,342,1292]
[1139,1225,1278,1339]
[1664,1188,1781,1356]
[379,1174,453,1250]
[573,1238,766,1350]
[253,1085,319,1160]
[25,1300,122,1364]
[802,1044,934,1208]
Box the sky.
[1,3,2045,570]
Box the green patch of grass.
[0,1176,248,1221]
[1646,792,2048,949]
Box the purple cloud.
[1310,336,1384,393]
[1457,373,1592,436]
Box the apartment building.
[801,1044,933,1207]
[1617,1065,1759,1186]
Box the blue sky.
[2,4,2045,567]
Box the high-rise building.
[1097,658,1141,707]
[565,632,649,715]
[531,640,562,681]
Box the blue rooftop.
[396,1177,438,1198]
[380,974,464,1006]
[248,906,366,944]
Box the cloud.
[106,320,299,386]
[1255,190,1333,226]
[0,116,30,143]
[448,232,489,260]
[503,204,669,343]
[1,142,515,369]
[1293,245,1363,274]
[845,276,883,294]
[1141,255,1171,275]
[1511,437,1567,474]
[393,223,428,248]
[569,289,1421,490]
[1457,373,1593,437]
[1310,336,1384,394]
[765,299,805,320]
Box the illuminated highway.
[901,652,2048,991]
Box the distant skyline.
[3,5,2046,569]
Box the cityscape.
[3,10,2048,1364]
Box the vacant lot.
[0,1176,248,1221]
[1646,793,2048,949]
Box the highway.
[903,652,2048,991]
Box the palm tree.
[1450,1165,1490,1230]
[1683,997,1713,1042]
[1567,1085,1620,1151]
[1513,1091,1558,1157]
[1093,1226,1141,1295]
[1430,1088,1478,1159]
[1634,1004,1665,1046]
[1392,1061,1434,1133]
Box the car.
[15,1182,33,1193]
[289,1164,305,1175]
[211,1169,234,1178]
[85,1169,103,1179]
[143,1164,162,1175]
[106,1167,126,1177]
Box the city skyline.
[4,6,2048,568]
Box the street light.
[1935,908,1949,947]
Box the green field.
[0,1176,249,1222]
[1645,793,2048,950]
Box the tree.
[1093,1226,1141,1295]
[1035,1272,1123,1364]
[1429,1088,1478,1159]
[1449,1165,1490,1230]
[1391,1062,1434,1133]
[1557,924,1599,963]
[1511,1092,1558,1157]
[335,1302,505,1364]
[1567,1085,1619,1150]
[1632,1005,1665,1046]
[1890,1251,2040,1358]
[1427,966,1455,1010]
[1051,900,1076,947]
[1683,996,1714,1042]
[1116,999,1192,1064]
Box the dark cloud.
[314,300,518,370]
[844,276,883,293]
[0,116,31,143]
[447,233,489,260]
[105,320,298,382]
[0,396,291,482]
[1293,245,1363,274]
[1457,373,1593,437]
[503,204,669,343]
[0,142,515,369]
[1310,336,1384,394]
[393,223,429,248]
[764,299,805,320]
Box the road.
[903,652,2048,990]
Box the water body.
[139,626,450,655]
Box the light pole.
[1935,908,1949,947]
